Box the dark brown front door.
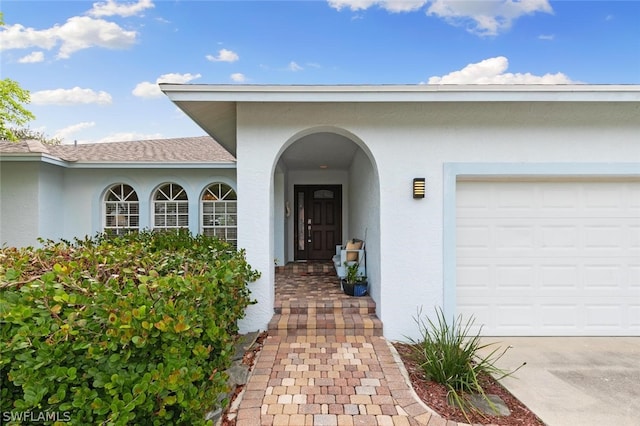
[294,185,342,261]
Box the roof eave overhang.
[160,84,640,155]
[0,154,236,169]
[64,161,236,169]
[0,153,67,167]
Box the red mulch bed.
[392,342,545,425]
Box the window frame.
[201,182,237,247]
[153,183,189,230]
[103,183,139,235]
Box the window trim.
[200,182,237,246]
[103,183,140,235]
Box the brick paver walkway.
[231,263,480,426]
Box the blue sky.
[1,0,639,144]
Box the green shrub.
[0,231,260,425]
[405,307,523,420]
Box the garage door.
[456,180,640,336]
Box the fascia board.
[160,84,640,103]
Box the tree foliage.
[0,78,36,141]
[11,127,62,145]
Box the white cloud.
[54,122,96,142]
[18,51,45,63]
[206,48,239,62]
[0,16,137,59]
[329,0,383,12]
[132,81,163,98]
[327,0,553,36]
[230,73,246,82]
[56,16,137,58]
[329,0,427,12]
[88,0,155,18]
[31,87,113,105]
[288,61,303,72]
[94,132,164,143]
[538,34,554,40]
[133,72,201,98]
[427,0,553,36]
[0,23,58,51]
[426,56,576,84]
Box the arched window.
[104,184,139,235]
[201,183,237,247]
[153,183,188,230]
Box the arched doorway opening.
[272,127,381,302]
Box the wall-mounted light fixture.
[413,178,426,199]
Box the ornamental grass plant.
[405,307,524,421]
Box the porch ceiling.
[280,132,359,171]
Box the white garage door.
[456,180,640,336]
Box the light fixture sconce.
[413,178,426,199]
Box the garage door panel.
[630,306,640,328]
[456,264,490,289]
[457,180,639,336]
[585,305,623,329]
[540,305,580,328]
[627,225,640,251]
[541,225,579,248]
[495,265,535,289]
[539,265,579,288]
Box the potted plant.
[341,261,368,297]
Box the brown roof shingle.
[0,136,235,163]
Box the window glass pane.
[104,184,139,233]
[201,183,237,244]
[297,192,305,250]
[313,189,334,199]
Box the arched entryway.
[272,127,381,303]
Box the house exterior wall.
[235,100,640,340]
[1,166,236,246]
[0,162,40,247]
[348,149,380,311]
[39,163,65,243]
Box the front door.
[294,185,342,261]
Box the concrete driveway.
[478,337,640,426]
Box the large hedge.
[0,231,260,425]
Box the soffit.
[171,100,237,156]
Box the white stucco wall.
[1,166,236,247]
[234,100,640,340]
[39,163,65,243]
[348,149,380,312]
[0,162,40,247]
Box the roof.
[0,136,236,167]
[160,84,640,156]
